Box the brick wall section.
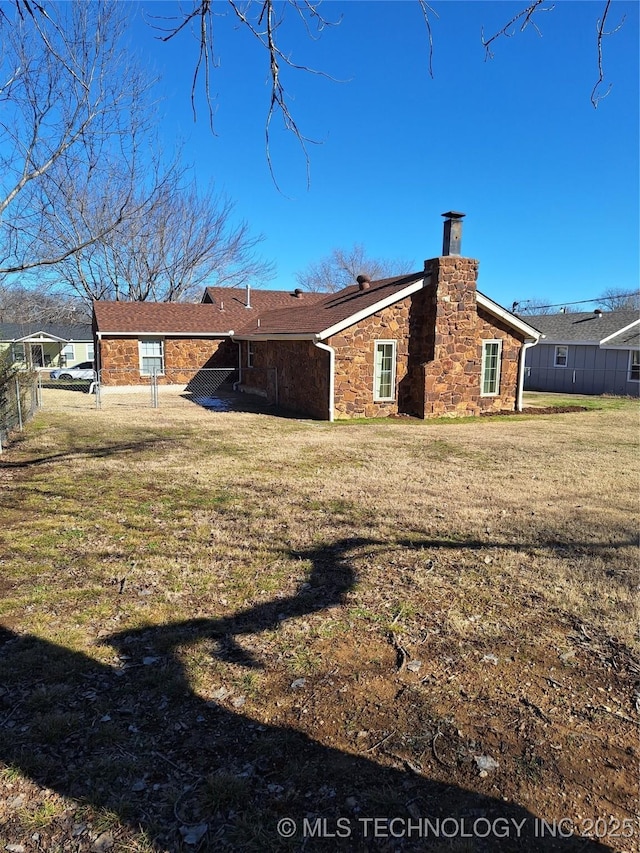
[98,337,235,385]
[241,340,330,419]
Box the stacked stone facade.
[421,257,524,416]
[96,256,529,419]
[98,337,235,385]
[242,256,526,420]
[240,339,330,419]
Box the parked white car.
[50,361,96,380]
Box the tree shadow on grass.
[0,537,613,851]
[0,438,169,469]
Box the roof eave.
[599,318,640,345]
[232,332,318,341]
[317,277,428,340]
[96,330,234,337]
[477,293,542,339]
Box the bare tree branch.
[481,1,555,61]
[0,1,163,276]
[417,1,438,79]
[590,0,625,108]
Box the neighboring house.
[522,310,640,397]
[0,323,94,370]
[93,213,542,420]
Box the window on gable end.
[481,340,502,396]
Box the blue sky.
[130,1,639,310]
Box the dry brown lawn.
[0,394,638,852]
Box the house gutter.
[313,340,335,423]
[233,339,242,391]
[516,339,539,412]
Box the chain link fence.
[34,365,283,413]
[0,366,39,453]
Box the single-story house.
[0,323,94,370]
[93,213,542,420]
[522,310,639,397]
[92,289,323,386]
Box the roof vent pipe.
[294,288,303,298]
[442,211,465,256]
[246,283,251,309]
[356,274,371,291]
[594,308,603,318]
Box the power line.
[513,292,639,313]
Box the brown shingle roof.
[93,301,235,335]
[234,272,426,337]
[202,286,325,318]
[94,288,327,335]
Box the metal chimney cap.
[441,211,466,220]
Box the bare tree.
[51,175,275,304]
[0,279,90,325]
[296,245,414,293]
[596,288,640,311]
[0,1,161,277]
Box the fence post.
[15,377,23,431]
[37,372,42,408]
[151,371,159,408]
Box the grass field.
[0,396,638,851]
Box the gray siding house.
[523,310,639,397]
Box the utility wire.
[513,292,639,312]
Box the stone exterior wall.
[239,339,330,419]
[420,257,525,416]
[98,337,236,385]
[328,299,417,419]
[325,257,524,419]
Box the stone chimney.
[442,211,465,256]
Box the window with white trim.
[11,343,26,364]
[139,339,164,376]
[61,344,75,366]
[629,350,640,382]
[247,341,255,368]
[87,342,95,361]
[554,345,568,367]
[481,340,502,396]
[374,340,396,401]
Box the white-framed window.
[11,343,26,364]
[87,342,95,361]
[139,339,164,376]
[554,345,568,367]
[374,340,397,401]
[247,341,255,368]
[629,350,640,382]
[61,343,75,366]
[481,340,502,396]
